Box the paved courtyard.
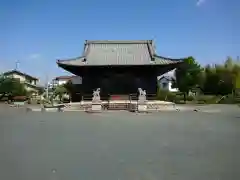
[1,106,240,180]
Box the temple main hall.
[57,40,184,100]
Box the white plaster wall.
[11,73,26,82]
[168,81,178,92]
[159,78,178,92]
[57,80,68,85]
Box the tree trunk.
[184,92,186,103]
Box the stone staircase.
[107,95,134,110]
[55,92,177,112]
[108,102,129,110]
[61,100,177,112]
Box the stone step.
[108,103,129,110]
[59,101,177,112]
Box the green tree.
[0,76,27,98]
[235,72,240,89]
[203,57,240,95]
[53,84,67,102]
[64,81,74,94]
[175,56,203,102]
[203,65,219,95]
[224,56,234,69]
[63,81,75,101]
[36,86,45,95]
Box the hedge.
[156,89,223,104]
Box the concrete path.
[1,110,240,180]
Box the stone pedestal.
[137,100,147,112]
[91,101,102,112]
[138,103,147,112]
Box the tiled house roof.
[57,40,184,66]
[159,75,175,81]
[55,75,76,80]
[3,70,38,80]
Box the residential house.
[49,76,73,89]
[158,75,178,92]
[49,75,82,89]
[3,70,39,93]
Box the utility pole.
[45,74,49,100]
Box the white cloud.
[196,0,206,6]
[28,53,41,59]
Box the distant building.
[53,76,73,86]
[158,76,178,92]
[49,75,82,89]
[3,70,40,93]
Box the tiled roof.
[3,70,38,80]
[55,75,76,80]
[159,75,175,81]
[154,55,183,65]
[57,40,184,66]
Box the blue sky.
[0,0,239,84]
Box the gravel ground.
[0,105,240,180]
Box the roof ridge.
[85,40,153,44]
[57,56,85,62]
[154,55,185,61]
[3,69,38,80]
[56,40,185,67]
[147,41,154,60]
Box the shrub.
[157,89,170,100]
[186,95,194,101]
[166,93,178,102]
[157,89,180,101]
[218,94,236,104]
[157,88,196,103]
[196,95,218,104]
[13,96,27,102]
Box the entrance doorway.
[101,73,136,95]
